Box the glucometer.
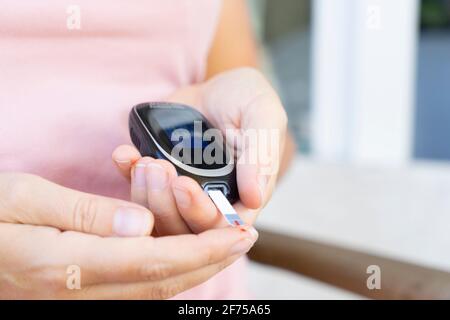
[129,102,244,227]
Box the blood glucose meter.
[129,102,244,226]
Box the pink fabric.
[0,0,249,299]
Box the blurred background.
[245,0,450,299]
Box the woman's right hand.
[0,173,257,299]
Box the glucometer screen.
[156,110,207,149]
[137,104,229,169]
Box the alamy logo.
[366,5,382,30]
[170,123,280,175]
[366,265,381,290]
[66,265,81,290]
[66,5,81,30]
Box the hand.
[0,173,258,299]
[113,67,287,235]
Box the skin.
[0,0,294,299]
[113,68,290,235]
[0,173,258,299]
[207,0,295,179]
[112,0,296,236]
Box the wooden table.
[248,156,450,299]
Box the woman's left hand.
[113,68,287,236]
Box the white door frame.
[311,0,420,165]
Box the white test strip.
[207,190,245,227]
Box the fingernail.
[240,225,259,242]
[229,238,254,256]
[113,207,151,237]
[146,163,168,191]
[115,159,131,165]
[173,187,191,208]
[133,164,146,188]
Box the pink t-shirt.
[0,0,249,299]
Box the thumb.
[0,173,154,237]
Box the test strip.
[207,190,245,227]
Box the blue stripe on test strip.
[224,214,245,226]
[207,190,244,227]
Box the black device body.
[129,102,239,204]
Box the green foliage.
[421,0,450,29]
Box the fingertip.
[143,209,155,236]
[199,225,258,250]
[113,145,142,180]
[238,225,259,242]
[111,205,155,237]
[136,206,155,236]
[237,177,262,209]
[236,161,263,209]
[112,145,141,164]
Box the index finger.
[112,144,142,180]
[60,225,258,286]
